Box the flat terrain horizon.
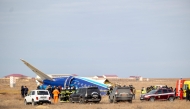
[0,78,189,109]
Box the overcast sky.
[0,0,190,78]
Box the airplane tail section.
[20,59,52,81]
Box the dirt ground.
[0,78,189,109]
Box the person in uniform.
[180,88,183,100]
[52,87,60,104]
[141,87,146,94]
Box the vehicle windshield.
[37,91,49,95]
[118,89,130,93]
[87,89,100,94]
[148,90,157,94]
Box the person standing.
[186,87,189,101]
[46,85,52,98]
[141,87,146,94]
[21,86,24,98]
[24,86,29,96]
[51,86,56,98]
[180,88,183,100]
[52,87,60,104]
[133,88,136,99]
[174,88,176,97]
[36,85,40,89]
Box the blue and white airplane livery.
[20,59,110,95]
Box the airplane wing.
[20,59,53,81]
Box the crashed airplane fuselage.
[20,59,109,95]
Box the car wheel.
[149,97,155,102]
[32,100,36,106]
[24,100,28,105]
[169,97,174,102]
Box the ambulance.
[176,79,190,98]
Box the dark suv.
[140,88,175,102]
[69,87,101,103]
[109,86,133,103]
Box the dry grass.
[0,78,189,109]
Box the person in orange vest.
[52,87,60,104]
[180,88,183,100]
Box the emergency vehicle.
[176,79,190,98]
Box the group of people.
[107,85,136,99]
[37,85,61,104]
[141,85,190,101]
[36,85,77,104]
[22,83,190,104]
[179,87,190,101]
[21,86,28,98]
[128,85,136,99]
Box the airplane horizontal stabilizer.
[20,59,52,81]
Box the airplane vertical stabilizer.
[20,59,52,81]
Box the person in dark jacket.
[24,86,29,96]
[186,87,190,101]
[51,86,56,98]
[174,88,176,96]
[21,86,25,98]
[46,85,52,98]
[37,85,40,89]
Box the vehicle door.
[26,91,34,103]
[155,89,162,100]
[38,91,49,101]
[72,89,81,101]
[183,83,190,97]
[118,88,131,98]
[161,89,168,99]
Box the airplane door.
[64,76,74,88]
